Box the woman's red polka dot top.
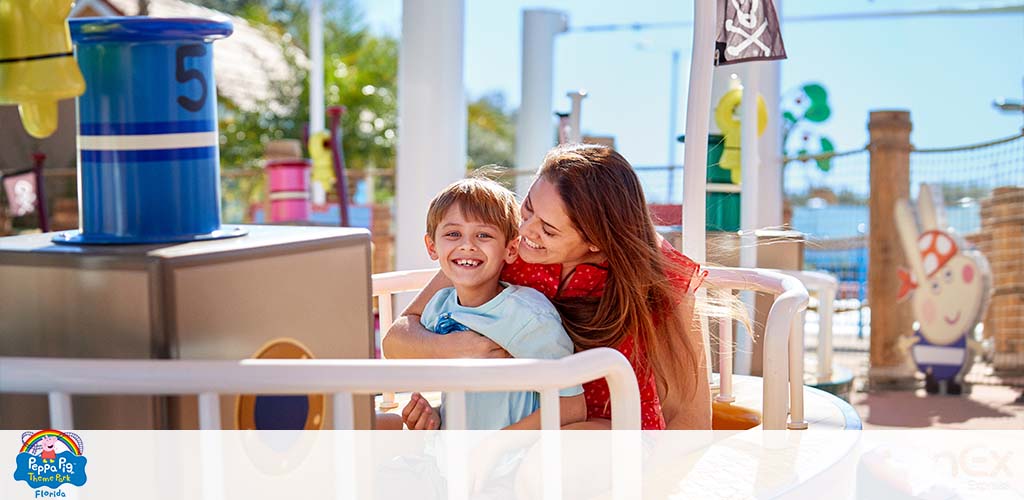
[500,240,703,430]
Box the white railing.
[373,268,441,334]
[777,270,838,382]
[702,267,810,430]
[0,348,641,431]
[373,268,444,413]
[3,264,810,432]
[375,266,810,431]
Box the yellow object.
[711,400,761,430]
[236,338,324,431]
[0,0,85,138]
[308,131,335,191]
[714,87,768,184]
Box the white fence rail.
[779,270,839,382]
[702,267,809,430]
[0,348,640,430]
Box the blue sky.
[359,0,1023,168]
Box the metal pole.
[740,68,761,269]
[327,106,349,227]
[667,49,681,202]
[516,9,568,196]
[309,0,324,134]
[760,0,784,228]
[566,90,587,143]
[682,0,716,385]
[32,152,49,233]
[681,0,715,263]
[556,112,571,144]
[570,4,1024,33]
[734,68,763,376]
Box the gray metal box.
[0,225,374,429]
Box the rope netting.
[910,133,1024,369]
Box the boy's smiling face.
[426,204,518,303]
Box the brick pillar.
[984,187,1024,371]
[867,110,917,387]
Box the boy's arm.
[502,394,587,430]
[382,269,509,359]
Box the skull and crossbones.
[725,0,772,57]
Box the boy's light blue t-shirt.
[421,283,583,430]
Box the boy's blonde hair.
[426,178,521,243]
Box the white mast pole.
[681,0,716,263]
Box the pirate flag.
[715,0,787,66]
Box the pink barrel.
[266,159,311,222]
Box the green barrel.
[679,134,740,232]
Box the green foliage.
[819,137,835,152]
[467,92,516,171]
[815,137,835,172]
[801,84,831,123]
[195,0,516,215]
[190,1,318,37]
[324,35,398,172]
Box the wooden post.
[867,110,917,387]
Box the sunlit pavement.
[803,304,1024,429]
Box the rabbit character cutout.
[895,184,992,395]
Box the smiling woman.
[506,144,708,429]
[518,177,602,273]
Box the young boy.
[395,177,585,430]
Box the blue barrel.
[55,17,245,245]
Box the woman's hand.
[401,392,441,430]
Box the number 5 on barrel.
[175,44,207,112]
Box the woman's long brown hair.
[539,143,702,403]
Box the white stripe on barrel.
[269,192,310,201]
[78,131,219,150]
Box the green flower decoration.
[783,82,836,173]
[801,84,831,123]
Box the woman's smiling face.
[518,177,602,269]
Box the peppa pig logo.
[13,430,87,493]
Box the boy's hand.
[447,330,511,359]
[401,392,441,430]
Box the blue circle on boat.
[253,395,311,430]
